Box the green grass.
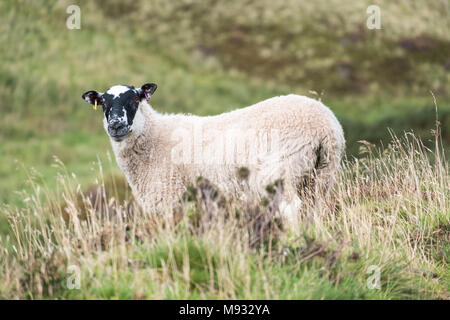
[1,0,449,205]
[58,238,410,299]
[0,0,449,299]
[1,133,448,299]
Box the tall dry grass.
[0,127,448,298]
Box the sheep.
[82,83,345,218]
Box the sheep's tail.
[312,132,344,197]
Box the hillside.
[0,0,448,299]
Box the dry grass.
[0,128,448,299]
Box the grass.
[0,0,449,299]
[1,0,449,205]
[0,131,447,299]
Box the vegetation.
[0,131,448,299]
[0,0,448,299]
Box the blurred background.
[0,0,449,206]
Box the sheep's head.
[82,83,157,142]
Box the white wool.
[118,110,127,123]
[106,85,130,98]
[129,106,146,136]
[107,94,346,218]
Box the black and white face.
[82,83,157,142]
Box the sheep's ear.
[82,90,103,105]
[138,83,157,101]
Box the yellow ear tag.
[93,99,98,110]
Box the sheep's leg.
[279,193,302,229]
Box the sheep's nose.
[108,121,127,136]
[109,121,124,131]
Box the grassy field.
[1,132,448,299]
[0,0,449,299]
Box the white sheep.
[82,83,345,217]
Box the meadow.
[0,0,448,299]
